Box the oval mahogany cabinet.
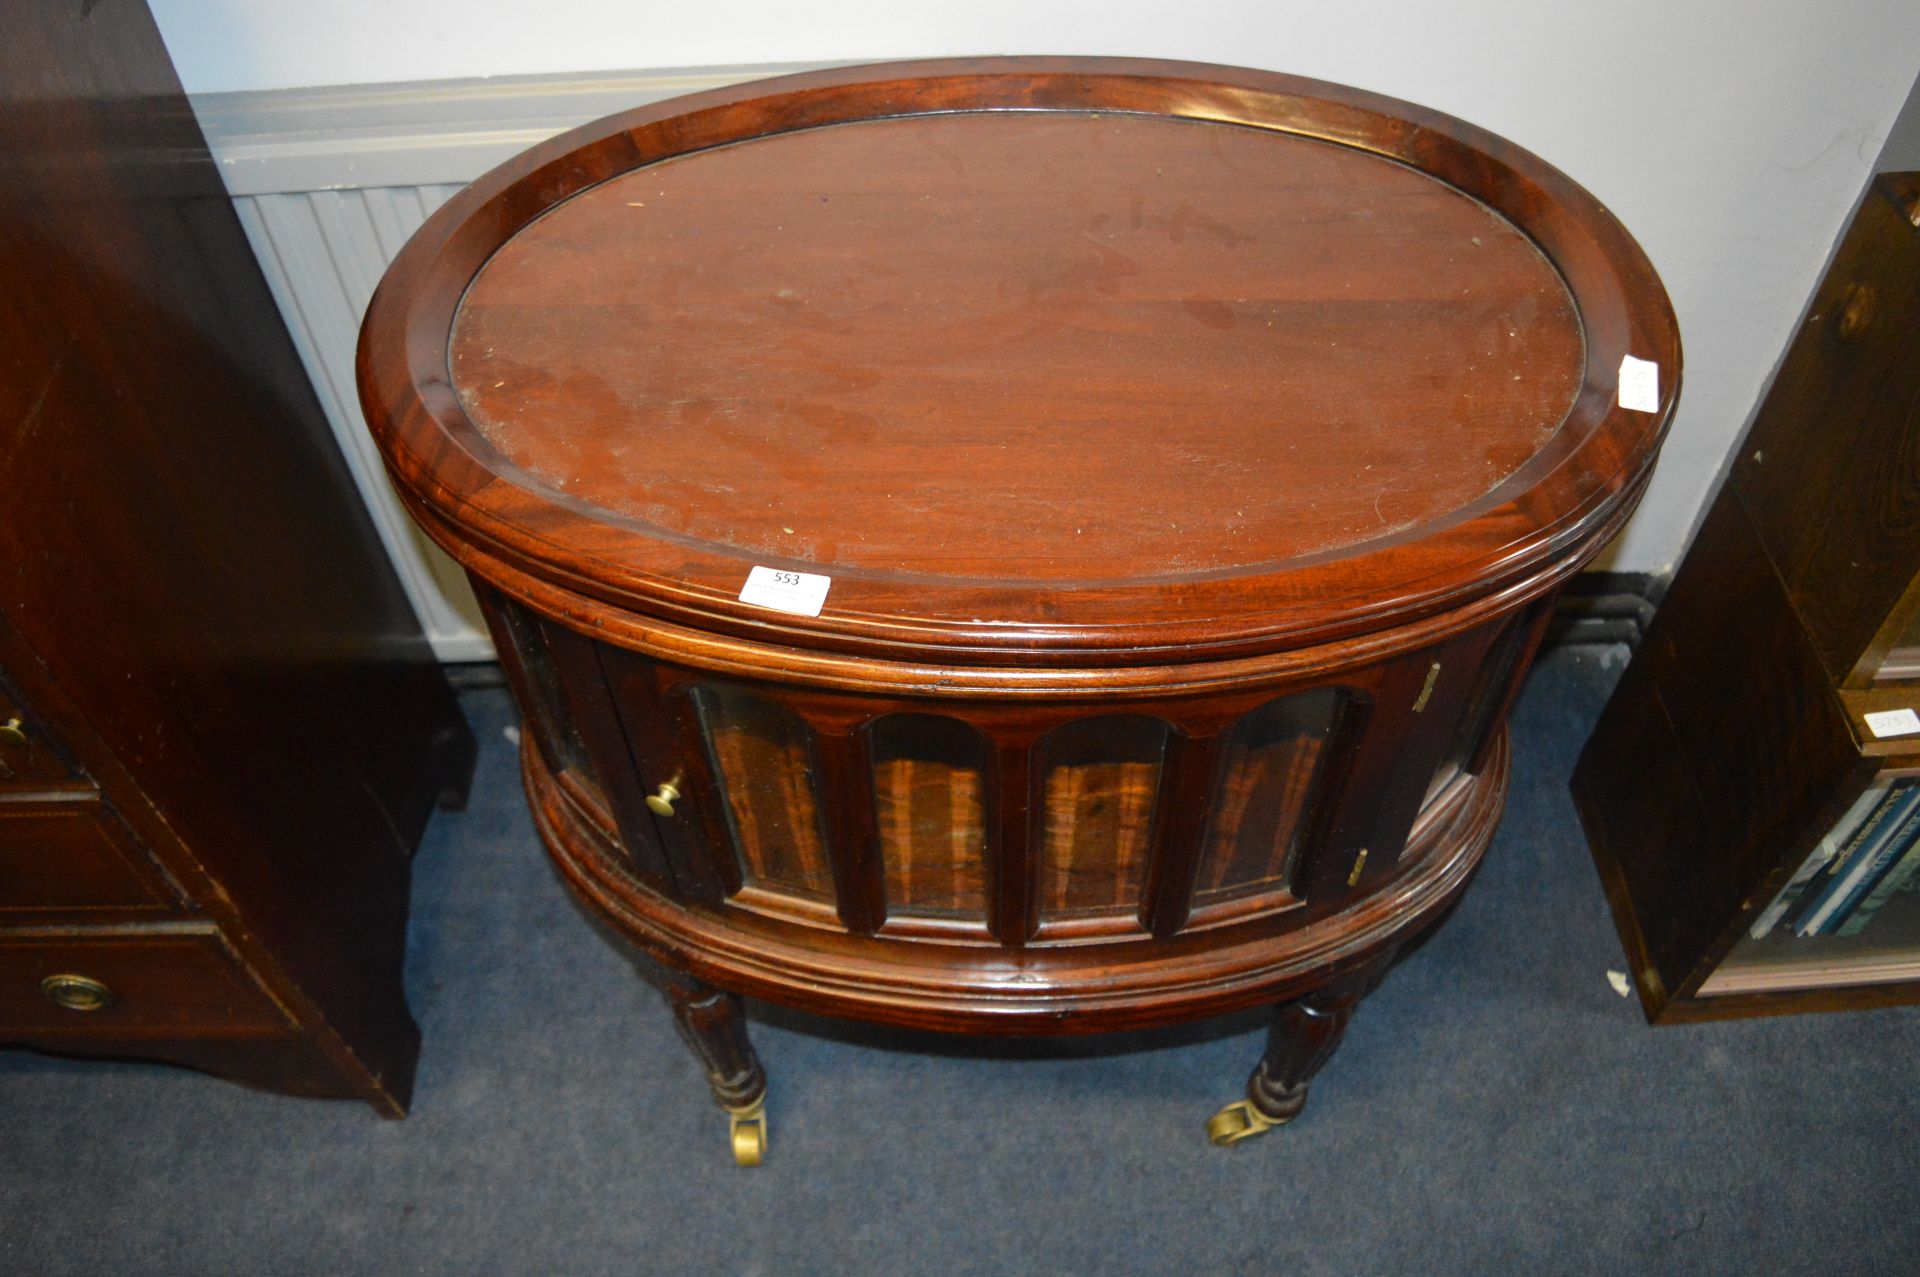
[359,58,1679,1162]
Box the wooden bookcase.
[1573,172,1920,1022]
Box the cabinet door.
[591,646,740,908]
[581,619,1514,944]
[481,599,687,900]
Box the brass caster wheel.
[726,1097,768,1167]
[1207,1098,1286,1148]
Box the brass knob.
[41,973,115,1012]
[0,717,26,749]
[646,778,682,818]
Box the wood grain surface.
[361,57,1680,666]
[451,111,1582,585]
[0,0,474,1113]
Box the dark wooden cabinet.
[0,0,474,1114]
[361,58,1678,1158]
[1574,172,1920,1023]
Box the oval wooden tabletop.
[361,59,1680,664]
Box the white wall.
[1881,67,1920,172]
[149,0,1920,574]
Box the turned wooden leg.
[661,977,766,1108]
[1209,953,1395,1147]
[654,968,769,1165]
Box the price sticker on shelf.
[1863,707,1920,739]
[1618,354,1660,413]
[738,565,832,617]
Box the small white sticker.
[1864,707,1920,739]
[1618,355,1660,413]
[1606,970,1632,997]
[738,565,831,617]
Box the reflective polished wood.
[0,0,474,1115]
[359,58,1679,1153]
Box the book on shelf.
[1775,781,1912,934]
[1835,836,1920,937]
[1750,783,1889,939]
[1810,812,1920,936]
[1796,781,1920,937]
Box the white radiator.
[193,65,828,660]
[233,184,483,657]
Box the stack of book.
[1750,778,1920,941]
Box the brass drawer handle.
[0,717,27,749]
[646,777,683,818]
[41,973,116,1012]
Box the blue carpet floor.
[3,645,1917,1275]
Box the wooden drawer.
[0,928,294,1036]
[0,687,88,791]
[0,798,183,915]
